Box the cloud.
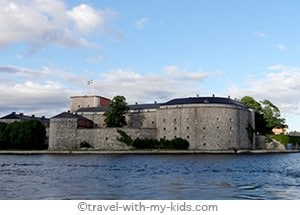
[67,4,113,34]
[0,64,91,117]
[228,64,300,116]
[276,43,287,51]
[0,64,209,117]
[0,0,116,50]
[135,17,150,30]
[95,66,209,103]
[254,31,266,38]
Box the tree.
[241,96,263,113]
[0,122,9,148]
[104,95,129,127]
[0,120,47,149]
[261,100,286,131]
[241,96,287,135]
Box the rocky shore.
[0,149,299,155]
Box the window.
[174,127,177,130]
[216,117,220,121]
[203,143,206,146]
[163,127,166,131]
[230,118,233,122]
[217,126,220,130]
[186,126,189,130]
[187,135,190,139]
[163,119,166,122]
[105,137,108,140]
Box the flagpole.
[87,79,94,95]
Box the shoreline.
[0,149,299,155]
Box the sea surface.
[0,153,300,199]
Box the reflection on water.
[0,153,300,199]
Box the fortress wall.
[79,112,106,128]
[49,118,78,150]
[127,110,157,129]
[49,117,157,150]
[156,104,253,150]
[70,96,100,112]
[50,98,255,151]
[80,110,157,129]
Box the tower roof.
[162,96,247,108]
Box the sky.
[0,0,300,131]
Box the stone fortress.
[49,95,255,151]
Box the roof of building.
[162,96,248,108]
[71,96,248,113]
[51,111,92,121]
[0,112,50,122]
[75,103,160,113]
[128,103,160,110]
[76,106,109,113]
[70,95,110,100]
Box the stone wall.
[156,104,254,150]
[50,99,255,151]
[49,117,156,150]
[70,96,101,112]
[49,118,78,150]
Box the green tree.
[241,96,263,113]
[241,96,287,135]
[261,100,286,131]
[104,95,129,127]
[0,122,9,148]
[241,96,267,134]
[0,120,46,150]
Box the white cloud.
[0,64,209,117]
[67,4,111,34]
[95,66,209,103]
[254,31,266,38]
[228,65,300,117]
[135,17,150,30]
[0,0,116,50]
[0,64,91,117]
[276,43,287,51]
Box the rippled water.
[0,153,300,199]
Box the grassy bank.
[270,134,300,146]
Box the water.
[0,153,300,199]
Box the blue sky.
[0,0,300,131]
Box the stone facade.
[49,95,255,151]
[49,116,156,150]
[156,103,254,150]
[70,95,110,112]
